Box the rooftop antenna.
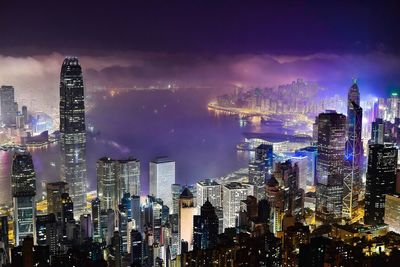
[352,77,358,85]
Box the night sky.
[1,1,399,55]
[0,1,399,100]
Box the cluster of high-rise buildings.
[1,57,400,267]
[216,79,320,115]
[0,85,54,146]
[214,79,351,120]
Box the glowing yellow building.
[384,194,400,234]
[179,187,196,253]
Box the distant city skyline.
[1,2,400,266]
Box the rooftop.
[198,179,220,186]
[224,182,247,190]
[180,187,193,199]
[151,157,175,164]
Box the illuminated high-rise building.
[97,157,117,211]
[266,176,285,234]
[36,213,57,254]
[196,179,221,210]
[92,198,101,242]
[59,57,87,217]
[11,152,36,246]
[274,160,304,221]
[386,92,399,122]
[249,144,273,199]
[179,187,196,253]
[117,158,141,197]
[384,194,400,234]
[315,111,346,223]
[46,181,68,221]
[364,143,397,225]
[171,184,182,214]
[117,204,129,253]
[371,118,385,144]
[0,85,18,127]
[171,184,197,216]
[149,157,175,211]
[290,156,308,191]
[61,193,74,224]
[131,195,141,231]
[97,157,141,211]
[295,146,318,186]
[249,144,273,185]
[343,80,363,220]
[222,182,250,229]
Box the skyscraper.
[266,176,285,234]
[196,179,221,210]
[193,200,219,250]
[97,157,117,211]
[249,144,273,185]
[343,80,363,220]
[249,144,273,199]
[371,118,385,144]
[295,146,318,186]
[97,157,141,211]
[0,85,18,127]
[36,213,57,254]
[386,92,399,122]
[117,204,129,253]
[171,184,183,214]
[92,198,101,242]
[131,195,141,231]
[111,231,122,267]
[61,193,74,224]
[149,157,175,211]
[315,111,346,223]
[179,188,196,253]
[130,230,143,266]
[21,105,28,125]
[384,194,400,234]
[364,143,397,225]
[46,181,69,221]
[11,152,36,246]
[60,192,74,238]
[117,158,141,197]
[222,182,250,229]
[290,156,308,191]
[59,57,87,217]
[274,160,304,221]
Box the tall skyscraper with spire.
[343,79,363,220]
[59,57,87,217]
